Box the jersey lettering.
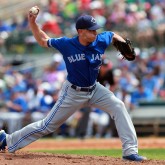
[91,54,103,61]
[67,54,85,63]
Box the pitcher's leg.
[7,107,77,152]
[91,83,138,156]
[6,83,84,153]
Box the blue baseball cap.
[76,15,101,30]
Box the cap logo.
[91,17,96,23]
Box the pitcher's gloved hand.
[113,38,136,61]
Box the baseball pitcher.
[0,6,146,162]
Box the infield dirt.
[0,138,165,165]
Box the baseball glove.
[113,39,136,61]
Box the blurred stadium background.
[0,0,165,138]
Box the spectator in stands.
[42,64,65,90]
[141,68,162,97]
[119,64,139,94]
[0,20,12,32]
[62,0,78,20]
[152,65,164,95]
[148,49,165,73]
[10,17,20,32]
[125,3,139,28]
[42,65,59,84]
[136,11,155,47]
[31,89,56,122]
[41,12,62,37]
[27,87,40,113]
[150,0,164,24]
[130,83,154,110]
[19,14,29,31]
[86,108,110,138]
[0,89,28,133]
[129,49,150,80]
[110,2,126,26]
[52,53,66,71]
[48,0,59,15]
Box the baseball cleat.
[0,130,7,151]
[123,154,147,161]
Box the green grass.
[32,148,165,160]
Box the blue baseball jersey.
[47,31,114,87]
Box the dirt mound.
[0,138,165,165]
[0,151,165,165]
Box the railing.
[130,105,165,136]
[11,54,53,78]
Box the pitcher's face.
[84,29,97,42]
[78,29,97,45]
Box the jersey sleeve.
[47,37,67,51]
[98,31,114,49]
[104,31,114,46]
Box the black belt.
[71,84,96,92]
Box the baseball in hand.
[29,7,39,15]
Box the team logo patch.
[91,17,96,23]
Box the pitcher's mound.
[1,151,165,165]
